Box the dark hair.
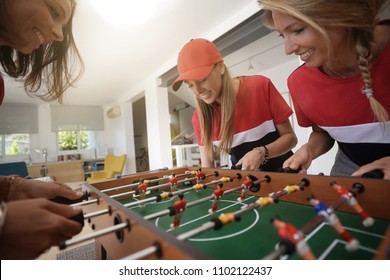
[0,0,84,103]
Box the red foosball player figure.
[209,183,224,214]
[237,176,253,202]
[270,215,316,260]
[307,195,359,252]
[194,168,205,183]
[169,174,179,192]
[170,194,187,229]
[330,182,374,227]
[136,180,149,207]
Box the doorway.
[132,97,149,172]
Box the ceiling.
[3,0,263,106]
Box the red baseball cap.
[172,38,223,91]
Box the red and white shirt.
[288,38,390,166]
[192,75,293,171]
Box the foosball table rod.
[176,178,311,241]
[58,222,130,250]
[143,176,238,220]
[100,171,193,193]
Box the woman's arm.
[266,119,298,158]
[236,120,297,170]
[283,125,335,172]
[199,145,215,168]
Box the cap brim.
[171,64,214,92]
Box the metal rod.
[123,196,158,208]
[144,182,244,220]
[262,245,288,260]
[83,208,110,219]
[101,182,139,193]
[72,198,98,207]
[186,195,214,207]
[177,221,215,241]
[59,222,129,250]
[101,172,195,193]
[144,209,170,220]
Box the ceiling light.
[248,59,254,71]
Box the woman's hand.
[352,156,390,179]
[0,199,83,259]
[236,149,263,170]
[283,144,313,174]
[8,179,84,201]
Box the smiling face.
[184,64,224,105]
[272,11,350,70]
[0,0,72,54]
[272,11,330,68]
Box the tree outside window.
[58,131,89,151]
[1,133,30,155]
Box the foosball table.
[59,167,390,260]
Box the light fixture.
[248,58,254,71]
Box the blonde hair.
[196,63,236,162]
[258,0,388,122]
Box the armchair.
[0,161,30,177]
[87,154,126,183]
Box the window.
[58,130,93,151]
[0,133,34,162]
[3,133,31,155]
[0,104,37,159]
[51,105,104,154]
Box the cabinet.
[83,159,105,180]
[27,160,84,183]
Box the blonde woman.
[172,38,297,171]
[258,0,390,178]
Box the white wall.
[36,104,57,162]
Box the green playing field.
[119,186,389,260]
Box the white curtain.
[51,105,104,131]
[0,103,38,133]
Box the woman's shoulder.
[238,75,273,90]
[288,64,311,80]
[239,75,271,83]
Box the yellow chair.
[87,154,126,183]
